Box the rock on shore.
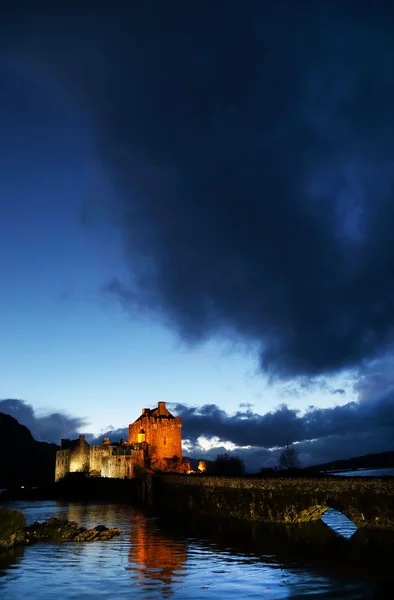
[0,508,121,551]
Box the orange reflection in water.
[127,513,187,595]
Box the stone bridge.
[144,474,394,529]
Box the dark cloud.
[3,3,394,378]
[172,402,301,449]
[0,399,86,443]
[87,427,128,447]
[168,389,394,469]
[174,394,394,448]
[353,358,394,403]
[278,378,347,399]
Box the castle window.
[164,435,167,445]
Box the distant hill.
[0,412,59,488]
[307,450,394,473]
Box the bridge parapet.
[148,474,394,529]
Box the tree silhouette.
[279,447,301,470]
[214,453,245,476]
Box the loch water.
[1,501,393,599]
[335,467,394,477]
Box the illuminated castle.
[55,402,183,481]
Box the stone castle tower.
[128,402,182,469]
[55,402,183,481]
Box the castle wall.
[90,445,145,478]
[55,436,90,481]
[55,449,71,481]
[56,444,146,481]
[69,438,90,473]
[128,416,182,468]
[90,444,112,474]
[102,451,145,479]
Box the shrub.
[0,507,26,537]
[214,453,245,476]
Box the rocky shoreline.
[0,507,121,551]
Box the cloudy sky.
[1,2,394,470]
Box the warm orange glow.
[69,459,84,473]
[197,460,207,472]
[128,513,187,591]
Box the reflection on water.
[127,513,187,597]
[0,501,392,599]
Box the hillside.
[307,450,394,473]
[0,412,59,487]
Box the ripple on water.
[0,501,386,599]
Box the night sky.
[2,2,394,470]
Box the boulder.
[0,509,121,551]
[0,508,26,551]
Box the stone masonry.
[128,401,182,470]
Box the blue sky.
[0,56,353,440]
[3,5,394,472]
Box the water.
[335,467,394,477]
[0,501,392,599]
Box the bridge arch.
[321,507,358,538]
[296,504,361,533]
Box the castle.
[55,402,183,481]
